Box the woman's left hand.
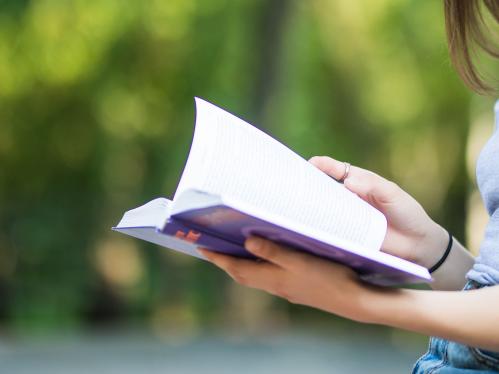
[198,236,377,323]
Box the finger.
[309,156,367,183]
[309,156,350,180]
[198,248,276,286]
[309,156,400,204]
[344,173,401,204]
[245,237,309,270]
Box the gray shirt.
[466,101,499,285]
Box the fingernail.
[245,236,262,251]
[308,156,319,164]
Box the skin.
[199,156,499,352]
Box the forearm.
[366,285,499,351]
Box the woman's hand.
[309,156,449,269]
[199,237,376,323]
[201,238,499,352]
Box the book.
[113,98,431,286]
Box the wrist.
[414,223,450,269]
[360,285,418,326]
[348,282,399,324]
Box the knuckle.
[380,180,401,198]
[365,170,380,184]
[368,173,399,193]
[385,180,400,192]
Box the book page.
[174,98,386,251]
[115,198,171,229]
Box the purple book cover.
[170,205,432,286]
[115,208,431,286]
[161,218,248,258]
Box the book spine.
[161,218,252,258]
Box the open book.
[113,98,431,286]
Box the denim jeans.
[412,280,499,373]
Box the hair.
[444,0,499,94]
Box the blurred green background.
[0,0,497,372]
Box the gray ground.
[0,330,427,373]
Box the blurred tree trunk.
[252,0,291,125]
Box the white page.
[116,198,171,229]
[174,98,386,251]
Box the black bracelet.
[428,230,453,274]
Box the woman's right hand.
[309,156,449,269]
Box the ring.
[338,162,351,183]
